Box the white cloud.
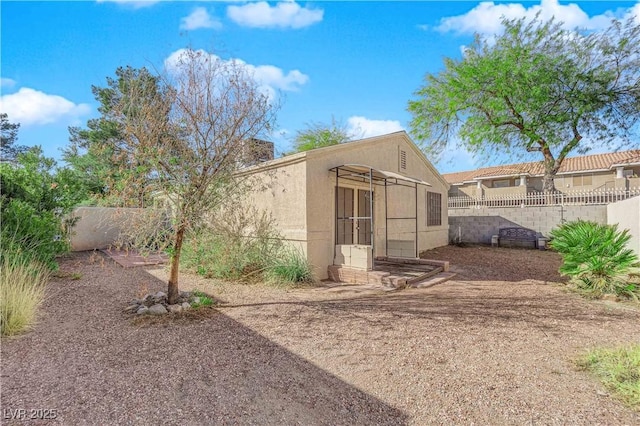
[629,3,640,24]
[1,78,16,88]
[96,0,159,8]
[435,0,620,35]
[164,48,308,100]
[227,1,323,29]
[180,7,222,31]
[347,116,404,139]
[0,88,90,126]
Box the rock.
[192,297,201,305]
[148,304,168,315]
[124,304,139,313]
[167,304,182,314]
[602,294,617,302]
[181,302,191,310]
[179,291,192,298]
[154,291,167,303]
[143,294,155,307]
[136,306,149,315]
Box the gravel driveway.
[2,246,639,425]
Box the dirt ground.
[2,246,639,425]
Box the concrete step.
[409,272,457,289]
[405,266,443,285]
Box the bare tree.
[114,48,278,304]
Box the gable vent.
[399,149,407,171]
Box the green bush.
[0,199,67,269]
[0,147,81,269]
[577,344,640,410]
[1,252,49,336]
[264,247,315,286]
[550,220,639,299]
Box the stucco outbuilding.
[240,131,450,280]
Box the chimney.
[243,138,274,166]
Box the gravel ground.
[2,246,639,425]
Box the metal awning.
[329,164,431,267]
[328,164,431,187]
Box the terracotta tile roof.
[443,149,640,184]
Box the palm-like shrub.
[550,220,639,299]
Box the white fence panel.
[449,188,640,209]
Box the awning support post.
[369,167,375,270]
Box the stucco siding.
[245,159,308,245]
[607,197,640,257]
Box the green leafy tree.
[64,66,164,206]
[292,119,352,153]
[0,113,27,162]
[409,16,640,191]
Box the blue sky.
[2,0,639,173]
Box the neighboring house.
[444,150,640,198]
[239,131,450,280]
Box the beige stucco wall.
[244,132,449,280]
[242,158,310,261]
[69,207,141,251]
[607,196,640,257]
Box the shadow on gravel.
[222,291,636,330]
[1,253,409,426]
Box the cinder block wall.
[448,205,607,244]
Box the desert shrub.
[576,344,640,410]
[550,220,639,299]
[181,207,283,280]
[1,251,49,336]
[264,247,315,286]
[112,207,174,255]
[181,206,314,285]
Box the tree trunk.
[542,169,556,192]
[541,146,559,193]
[167,225,186,305]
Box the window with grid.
[427,192,442,227]
[572,174,592,186]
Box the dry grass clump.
[1,254,49,336]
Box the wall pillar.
[476,179,483,197]
[519,174,527,187]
